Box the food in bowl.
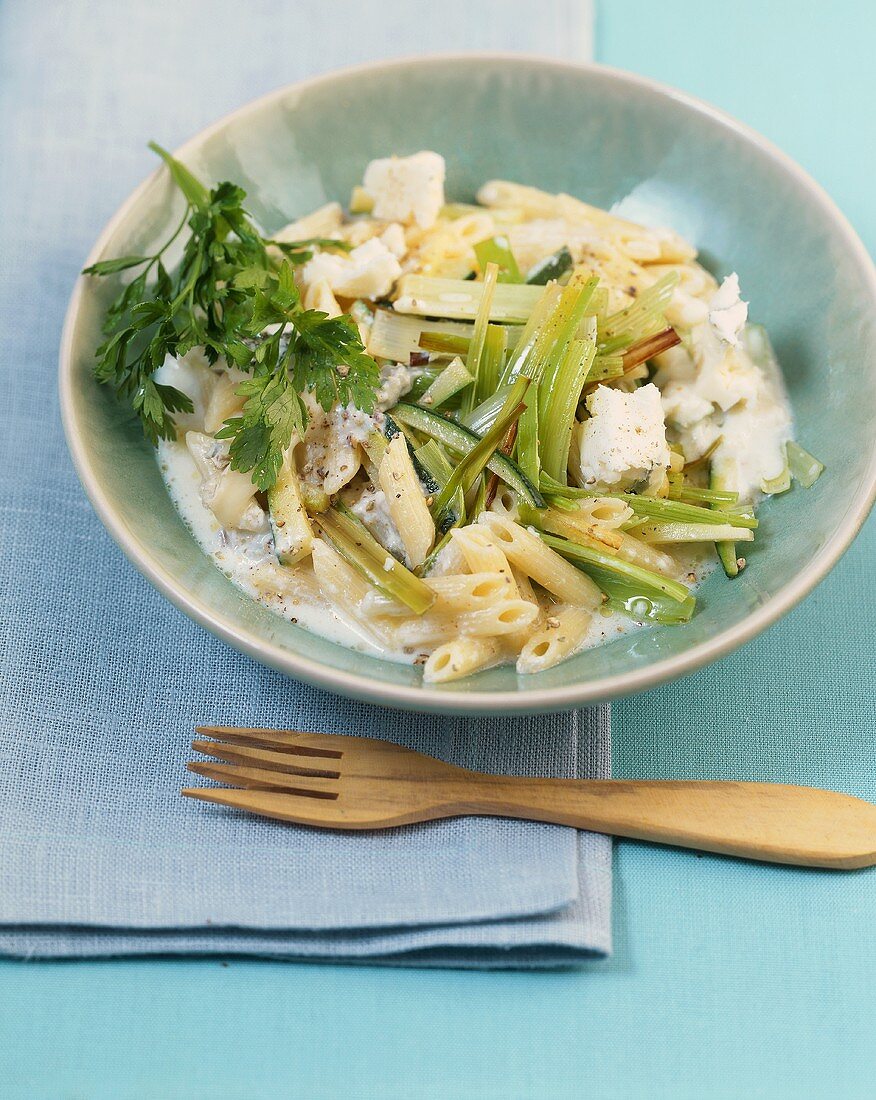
[84,144,823,683]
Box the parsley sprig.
[83,142,378,489]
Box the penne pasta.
[378,434,435,569]
[539,508,624,552]
[573,496,634,530]
[450,526,516,585]
[250,559,320,602]
[425,538,469,578]
[363,571,515,617]
[488,487,521,520]
[423,637,503,683]
[426,571,516,607]
[394,598,539,647]
[267,451,314,566]
[311,539,391,646]
[478,514,603,610]
[517,605,593,674]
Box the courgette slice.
[526,246,573,286]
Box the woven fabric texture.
[0,0,609,967]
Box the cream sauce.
[158,439,712,669]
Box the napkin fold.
[0,0,609,968]
[0,707,611,967]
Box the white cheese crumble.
[379,222,407,258]
[572,383,670,491]
[362,152,446,229]
[348,485,406,559]
[302,236,401,300]
[375,363,414,411]
[708,273,748,346]
[654,270,793,500]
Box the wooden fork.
[183,727,876,869]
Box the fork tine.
[191,739,341,778]
[186,760,338,798]
[195,726,343,758]
[180,786,366,827]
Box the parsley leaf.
[291,311,380,413]
[84,143,381,484]
[216,370,305,491]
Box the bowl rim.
[58,52,876,715]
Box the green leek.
[431,376,530,528]
[537,330,597,483]
[636,521,755,544]
[316,506,435,615]
[392,274,543,322]
[787,441,825,488]
[461,262,499,415]
[417,356,474,409]
[537,531,692,603]
[613,493,758,530]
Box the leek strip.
[538,327,597,483]
[668,484,739,505]
[599,580,697,625]
[515,383,540,485]
[611,493,758,529]
[500,285,561,383]
[415,439,465,531]
[589,354,625,382]
[405,366,443,400]
[417,356,474,409]
[419,332,470,356]
[710,459,741,577]
[467,474,487,520]
[508,276,598,387]
[431,377,530,528]
[761,464,792,495]
[316,505,435,614]
[637,521,755,544]
[537,531,692,603]
[787,441,824,488]
[537,279,598,386]
[599,272,678,354]
[462,262,499,415]
[392,274,542,322]
[477,324,508,404]
[462,384,515,434]
[367,310,476,363]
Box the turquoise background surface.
[2,1,874,1096]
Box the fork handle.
[456,778,876,869]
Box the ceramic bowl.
[59,55,876,713]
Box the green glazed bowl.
[59,56,876,714]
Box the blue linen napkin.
[0,0,610,967]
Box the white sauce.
[159,438,713,669]
[158,439,393,661]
